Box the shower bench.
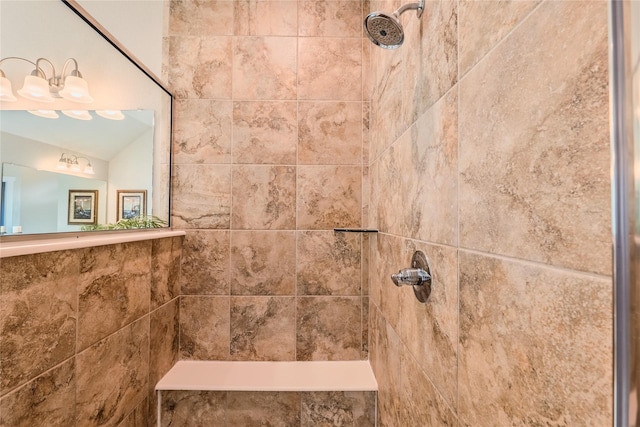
[155,360,378,426]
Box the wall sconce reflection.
[0,56,93,103]
[57,153,94,175]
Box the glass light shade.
[28,109,59,119]
[96,110,125,120]
[70,162,81,172]
[57,158,68,170]
[62,110,92,121]
[58,75,93,103]
[84,164,95,175]
[0,76,17,102]
[17,75,55,103]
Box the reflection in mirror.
[0,0,171,237]
[1,109,157,235]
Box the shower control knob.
[391,268,430,287]
[390,250,432,303]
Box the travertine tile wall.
[161,390,376,426]
[368,0,612,426]
[0,237,183,426]
[168,0,369,362]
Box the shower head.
[364,1,425,49]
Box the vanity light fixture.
[0,56,94,103]
[62,110,92,121]
[57,153,95,175]
[95,110,125,120]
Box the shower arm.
[393,0,424,19]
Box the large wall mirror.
[0,0,171,236]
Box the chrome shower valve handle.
[390,251,432,303]
[391,267,430,287]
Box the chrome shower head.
[364,0,425,49]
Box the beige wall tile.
[0,251,78,394]
[119,397,148,427]
[161,390,227,427]
[173,99,232,164]
[299,1,362,37]
[230,296,296,360]
[371,233,402,332]
[232,165,296,230]
[180,296,230,360]
[167,36,232,100]
[149,299,180,426]
[298,38,362,101]
[0,241,177,426]
[180,231,230,295]
[298,101,363,165]
[399,348,457,426]
[234,1,298,36]
[405,89,458,246]
[296,296,362,360]
[172,164,231,229]
[0,359,75,427]
[371,307,402,427]
[227,392,301,425]
[458,0,610,275]
[232,101,298,165]
[376,138,406,236]
[369,48,404,159]
[233,37,297,100]
[399,240,458,410]
[458,0,540,76]
[76,317,149,426]
[151,236,183,310]
[458,251,612,426]
[77,242,151,351]
[412,0,458,121]
[297,165,362,230]
[230,231,296,295]
[301,391,376,426]
[170,0,234,36]
[296,230,362,296]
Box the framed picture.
[68,190,98,225]
[117,190,147,221]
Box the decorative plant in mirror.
[81,215,168,231]
[0,56,93,103]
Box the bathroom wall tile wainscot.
[0,236,183,426]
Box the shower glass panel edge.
[611,1,639,426]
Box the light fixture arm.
[0,56,40,77]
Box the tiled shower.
[0,0,613,426]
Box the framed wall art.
[116,190,147,221]
[68,190,98,225]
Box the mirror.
[0,0,171,236]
